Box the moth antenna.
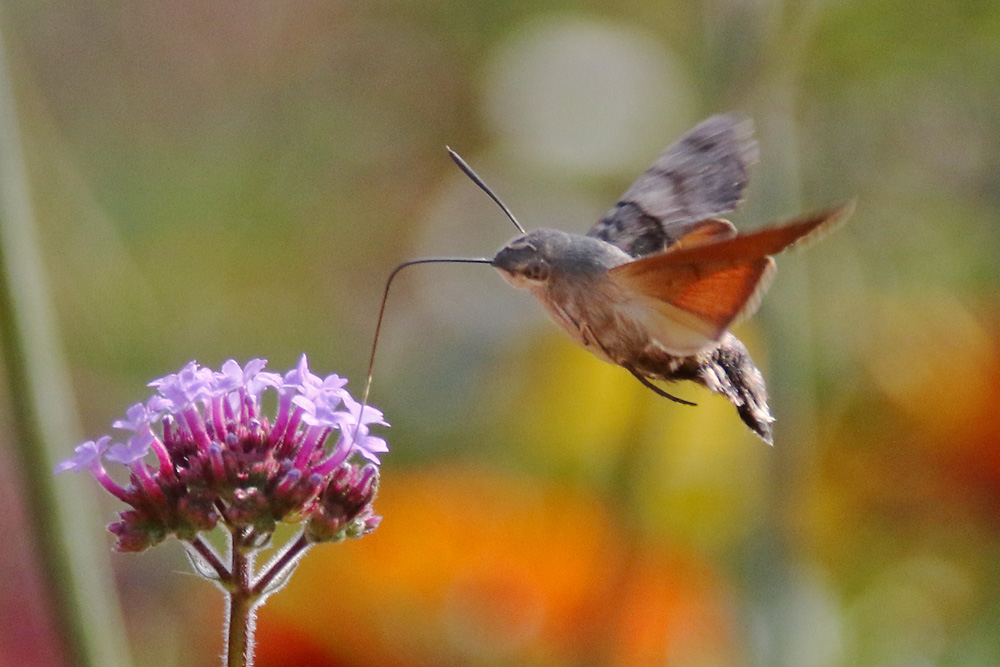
[446,147,526,234]
[354,257,494,443]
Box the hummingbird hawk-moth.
[364,114,853,445]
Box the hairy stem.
[225,528,259,667]
[253,532,310,596]
[189,536,231,581]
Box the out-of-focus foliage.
[2,0,999,665]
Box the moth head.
[491,230,560,289]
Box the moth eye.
[523,260,550,282]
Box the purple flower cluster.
[56,356,387,551]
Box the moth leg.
[625,366,697,406]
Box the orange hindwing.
[609,201,853,341]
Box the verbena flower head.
[56,356,387,552]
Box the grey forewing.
[586,114,759,257]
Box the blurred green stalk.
[705,2,833,666]
[0,9,133,667]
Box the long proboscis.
[353,149,521,443]
[355,257,494,438]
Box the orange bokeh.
[257,465,744,666]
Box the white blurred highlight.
[482,17,694,175]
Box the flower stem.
[190,536,230,581]
[253,532,310,595]
[225,528,259,667]
[226,590,257,667]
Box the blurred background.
[1,1,999,665]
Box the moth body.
[481,114,852,445]
[491,227,777,443]
[492,229,719,363]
